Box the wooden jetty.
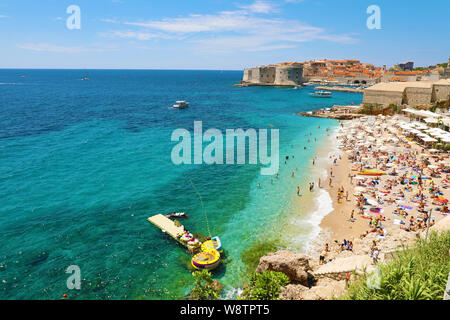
[148,214,186,246]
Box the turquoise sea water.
[0,70,362,299]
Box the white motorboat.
[173,101,189,109]
[165,212,189,219]
[310,91,332,98]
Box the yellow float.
[201,237,222,253]
[191,249,221,270]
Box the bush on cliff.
[342,231,450,300]
[190,270,223,300]
[240,271,289,300]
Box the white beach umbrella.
[425,118,439,124]
[386,163,395,167]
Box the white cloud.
[99,30,164,41]
[101,3,356,52]
[100,18,120,24]
[0,14,8,18]
[238,1,277,14]
[124,12,251,33]
[18,43,115,53]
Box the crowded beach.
[313,114,450,268]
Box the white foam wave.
[221,286,243,300]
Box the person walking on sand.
[319,244,329,265]
[297,186,301,196]
[329,177,332,187]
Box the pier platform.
[148,214,185,243]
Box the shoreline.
[299,124,367,257]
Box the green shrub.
[342,231,450,300]
[190,270,222,300]
[240,271,290,300]
[389,104,398,113]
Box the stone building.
[363,80,450,106]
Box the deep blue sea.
[0,69,362,299]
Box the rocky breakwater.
[297,106,364,120]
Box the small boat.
[165,212,189,219]
[191,249,221,270]
[81,77,89,81]
[201,236,222,253]
[173,101,189,109]
[310,91,332,98]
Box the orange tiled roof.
[394,71,417,76]
[389,77,407,82]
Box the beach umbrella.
[386,163,395,167]
[425,118,439,124]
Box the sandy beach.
[306,115,450,266]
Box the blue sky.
[0,0,449,69]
